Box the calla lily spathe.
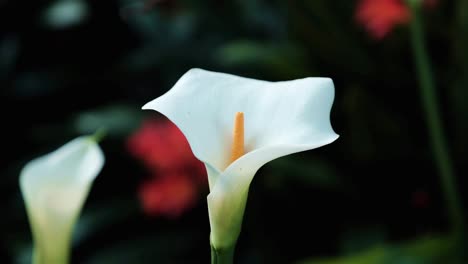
[20,136,104,264]
[143,69,338,250]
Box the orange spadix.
[230,112,244,163]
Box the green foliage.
[299,236,456,264]
[73,104,144,137]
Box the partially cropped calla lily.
[20,136,104,264]
[143,69,338,252]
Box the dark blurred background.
[1,0,467,263]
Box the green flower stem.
[210,242,235,264]
[33,252,69,264]
[33,243,70,264]
[407,2,464,235]
[90,127,107,143]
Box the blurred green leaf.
[341,227,387,255]
[41,0,89,29]
[300,246,386,264]
[12,244,32,264]
[298,235,456,264]
[119,1,197,72]
[216,40,310,79]
[73,104,144,137]
[457,0,468,30]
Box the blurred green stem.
[211,243,234,264]
[90,127,107,143]
[33,246,69,264]
[408,2,464,235]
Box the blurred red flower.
[356,0,410,39]
[139,173,198,218]
[355,0,437,39]
[127,119,197,171]
[127,118,207,218]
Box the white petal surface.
[20,136,104,262]
[143,68,338,173]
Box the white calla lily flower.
[143,69,338,251]
[20,136,104,264]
